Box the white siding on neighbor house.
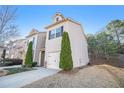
[35,33,46,66]
[25,32,46,66]
[25,34,38,62]
[6,39,26,60]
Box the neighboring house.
[112,30,124,45]
[120,35,124,45]
[25,29,46,66]
[44,12,89,69]
[107,28,124,45]
[6,39,27,59]
[112,34,124,45]
[96,28,124,45]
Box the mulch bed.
[59,68,80,74]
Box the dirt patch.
[98,65,124,87]
[59,68,79,74]
[23,65,122,88]
[90,55,124,87]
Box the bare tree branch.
[0,6,18,43]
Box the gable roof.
[45,18,81,29]
[53,12,65,20]
[26,28,39,38]
[45,14,87,43]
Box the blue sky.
[14,5,124,38]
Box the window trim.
[48,26,63,40]
[49,29,56,40]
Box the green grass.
[4,67,34,75]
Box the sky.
[12,5,124,38]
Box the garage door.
[47,52,60,69]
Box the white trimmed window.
[49,29,56,39]
[56,26,63,37]
[49,26,63,40]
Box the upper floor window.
[49,26,63,40]
[56,26,63,37]
[49,29,56,40]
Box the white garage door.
[47,52,60,69]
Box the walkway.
[0,67,59,88]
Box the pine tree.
[59,32,73,70]
[25,41,33,67]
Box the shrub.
[3,61,13,66]
[25,41,33,68]
[32,62,37,67]
[2,58,23,66]
[59,32,73,71]
[4,67,33,75]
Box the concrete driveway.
[0,67,59,88]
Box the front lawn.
[4,67,34,75]
[23,65,124,88]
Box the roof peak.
[53,12,65,23]
[26,28,39,38]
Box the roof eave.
[45,18,81,29]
